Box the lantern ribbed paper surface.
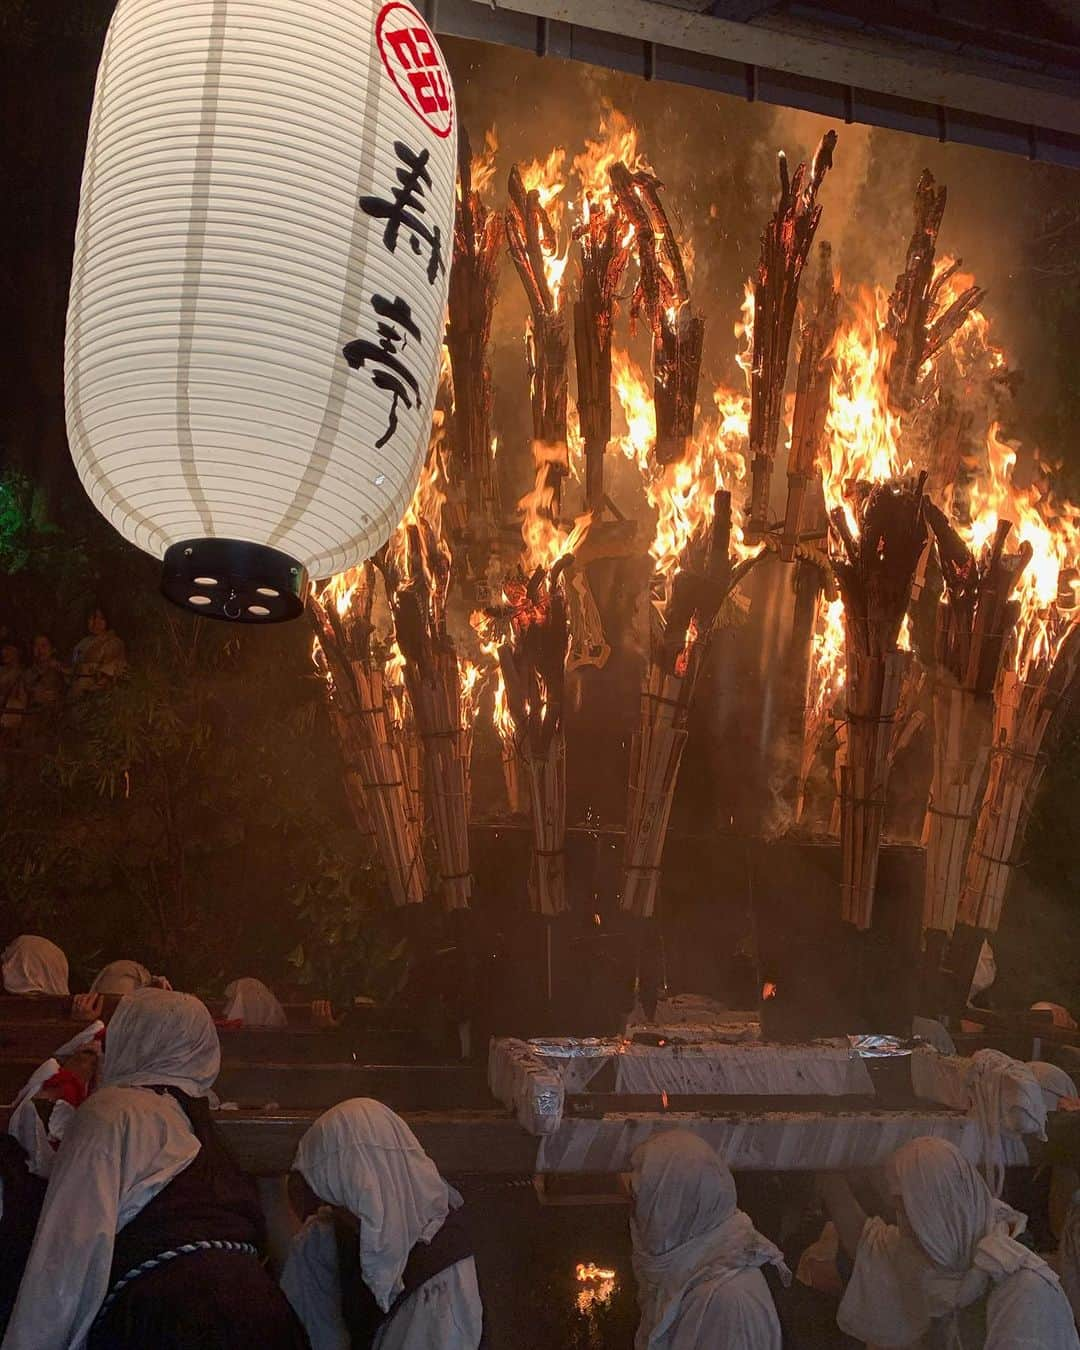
[66,0,456,620]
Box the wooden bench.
[0,1058,492,1112]
[0,1021,423,1066]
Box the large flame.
[520,148,569,309]
[519,443,592,573]
[612,349,751,577]
[572,103,650,219]
[822,286,906,533]
[469,127,499,199]
[964,423,1080,676]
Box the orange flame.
[822,286,907,534]
[469,127,499,199]
[612,349,751,577]
[519,149,569,309]
[964,424,1080,676]
[572,103,650,219]
[518,443,592,573]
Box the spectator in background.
[71,606,126,696]
[0,638,28,744]
[23,634,67,711]
[1,935,69,997]
[221,978,288,1028]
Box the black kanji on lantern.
[342,294,423,448]
[359,140,445,284]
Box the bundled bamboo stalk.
[609,162,704,468]
[383,651,425,833]
[831,474,928,928]
[781,242,840,560]
[623,492,761,918]
[746,131,837,537]
[487,527,587,916]
[886,170,985,416]
[381,518,473,911]
[958,622,1080,932]
[922,506,1030,935]
[507,164,568,502]
[572,182,632,514]
[448,127,503,565]
[308,570,427,907]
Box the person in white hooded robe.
[275,1097,483,1350]
[2,987,308,1350]
[1,935,68,996]
[89,960,155,997]
[821,1135,1079,1349]
[628,1129,790,1350]
[222,977,288,1027]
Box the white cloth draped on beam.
[535,1110,1030,1174]
[615,1041,874,1098]
[487,1038,565,1135]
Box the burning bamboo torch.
[379,470,475,912]
[921,504,1030,949]
[448,126,503,580]
[609,162,704,468]
[309,565,427,908]
[830,474,928,929]
[622,491,761,918]
[506,155,570,507]
[745,131,837,539]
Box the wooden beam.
[434,0,1080,163]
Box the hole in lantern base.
[162,539,308,625]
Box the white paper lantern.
[66,0,456,621]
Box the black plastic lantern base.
[161,539,308,623]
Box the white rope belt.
[95,1239,258,1322]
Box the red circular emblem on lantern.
[376,2,454,139]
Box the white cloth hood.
[1029,1060,1078,1112]
[102,988,220,1096]
[222,977,287,1027]
[890,1136,1055,1312]
[839,1136,1079,1350]
[630,1129,789,1350]
[90,959,152,996]
[293,1097,459,1313]
[2,935,68,995]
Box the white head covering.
[222,977,287,1027]
[102,987,220,1096]
[629,1130,789,1350]
[969,940,996,998]
[1029,1061,1078,1113]
[293,1097,459,1313]
[90,959,152,996]
[2,935,69,995]
[890,1137,1057,1316]
[966,1048,1047,1195]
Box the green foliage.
[0,494,407,998]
